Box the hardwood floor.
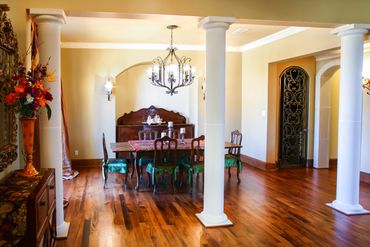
[57,165,370,247]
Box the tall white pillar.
[327,24,370,215]
[198,16,235,227]
[30,9,70,237]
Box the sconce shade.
[105,77,113,101]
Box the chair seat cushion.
[224,154,238,168]
[224,154,242,173]
[103,158,128,173]
[181,160,204,174]
[139,157,153,167]
[146,163,179,180]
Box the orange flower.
[34,81,44,89]
[38,97,46,107]
[14,85,25,93]
[47,72,56,82]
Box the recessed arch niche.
[313,59,340,168]
[115,62,194,123]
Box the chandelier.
[149,25,195,95]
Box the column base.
[56,221,70,238]
[326,200,370,215]
[196,211,233,227]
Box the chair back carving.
[190,135,205,166]
[102,133,108,163]
[153,136,177,168]
[138,129,158,140]
[228,130,242,156]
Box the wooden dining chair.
[225,130,242,183]
[137,129,158,181]
[146,136,179,194]
[102,133,129,188]
[181,135,205,194]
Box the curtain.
[61,81,79,180]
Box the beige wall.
[62,48,241,159]
[243,28,340,162]
[329,71,340,159]
[116,64,196,122]
[361,52,370,173]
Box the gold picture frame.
[0,4,19,172]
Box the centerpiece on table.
[5,62,54,176]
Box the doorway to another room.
[278,66,309,168]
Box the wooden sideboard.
[0,168,56,247]
[116,106,194,158]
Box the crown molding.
[241,27,308,52]
[61,42,241,52]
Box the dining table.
[111,139,242,191]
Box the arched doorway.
[313,59,340,168]
[278,66,309,168]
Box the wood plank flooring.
[57,165,370,247]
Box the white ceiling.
[61,15,289,47]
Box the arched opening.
[115,61,198,126]
[278,66,309,168]
[313,59,340,168]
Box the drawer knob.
[49,185,55,189]
[40,201,46,207]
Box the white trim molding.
[241,27,308,51]
[61,42,241,52]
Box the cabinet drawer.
[48,175,56,214]
[36,188,48,240]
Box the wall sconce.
[105,76,113,101]
[201,77,206,100]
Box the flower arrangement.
[5,63,53,119]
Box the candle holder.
[179,133,185,144]
[179,127,186,144]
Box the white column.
[30,9,70,237]
[327,24,370,215]
[198,16,235,227]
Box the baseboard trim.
[240,154,278,171]
[306,159,313,167]
[360,171,370,184]
[72,159,102,168]
[329,159,337,168]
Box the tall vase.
[20,117,39,176]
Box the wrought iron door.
[278,66,309,168]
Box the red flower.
[5,93,18,105]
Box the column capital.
[29,8,66,24]
[199,16,235,30]
[331,24,370,37]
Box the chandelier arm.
[151,57,167,87]
[179,56,195,86]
